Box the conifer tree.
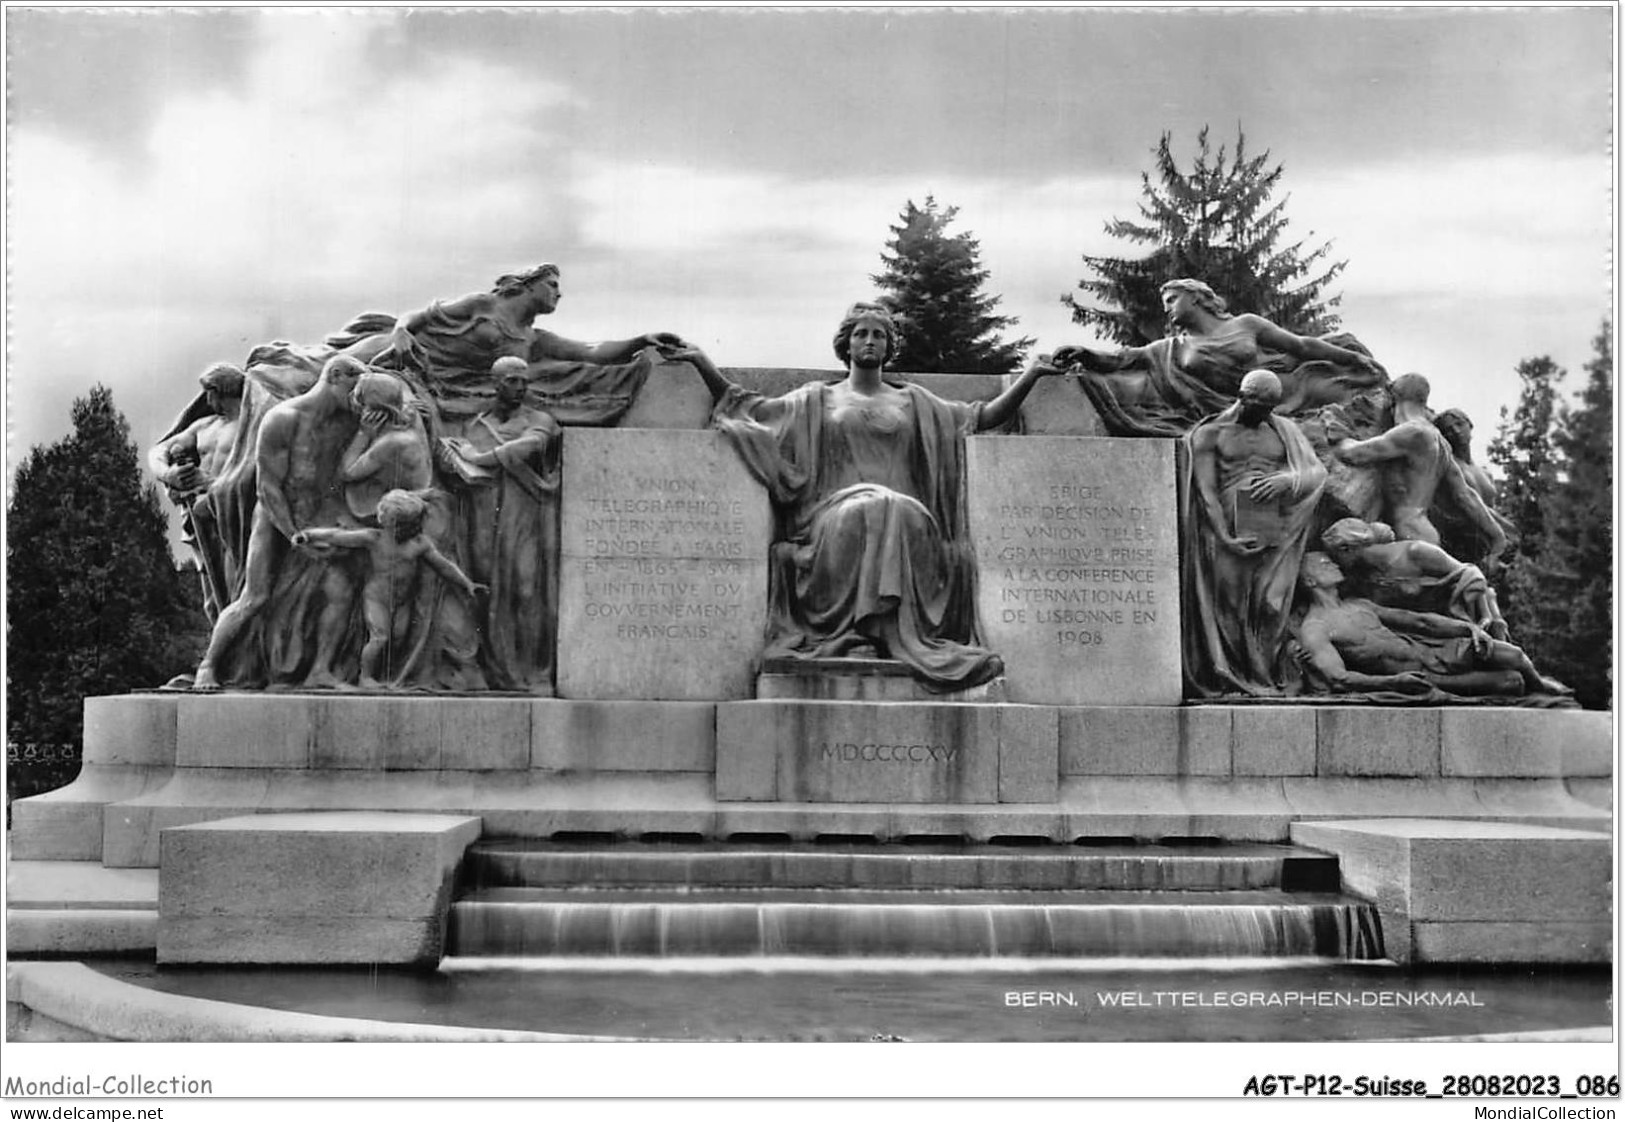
[1066,127,1347,346]
[7,385,207,786]
[1489,327,1613,708]
[1487,354,1563,650]
[872,195,1033,374]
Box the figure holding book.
[439,356,563,692]
[1183,369,1326,696]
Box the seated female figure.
[669,303,1058,691]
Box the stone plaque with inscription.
[557,429,771,700]
[965,436,1181,705]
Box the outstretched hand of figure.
[1050,344,1113,373]
[643,332,688,356]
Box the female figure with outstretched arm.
[662,302,1058,691]
[1055,278,1385,436]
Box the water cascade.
[446,841,1385,963]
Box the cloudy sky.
[7,6,1614,511]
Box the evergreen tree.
[1065,127,1348,346]
[1541,320,1614,708]
[1487,355,1563,650]
[7,386,207,775]
[1489,326,1613,709]
[872,195,1033,374]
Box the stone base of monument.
[9,695,1612,867]
[155,812,481,966]
[756,658,1008,702]
[1290,819,1613,965]
[716,699,1056,803]
[10,696,179,861]
[6,861,158,955]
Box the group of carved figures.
[152,268,1567,703]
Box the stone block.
[714,703,778,801]
[83,695,179,766]
[1408,921,1612,965]
[1061,777,1293,842]
[531,700,715,772]
[1008,370,1107,437]
[100,769,274,868]
[904,372,1006,405]
[8,765,174,861]
[157,811,481,966]
[438,698,532,771]
[617,359,714,429]
[965,436,1181,705]
[1316,707,1440,777]
[1440,708,1612,778]
[1060,707,1230,776]
[1231,706,1316,776]
[997,705,1059,802]
[1291,818,1612,932]
[7,911,157,956]
[717,700,1049,804]
[176,695,315,769]
[556,428,771,701]
[1282,778,1484,823]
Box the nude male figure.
[192,355,365,690]
[1329,373,1506,563]
[1294,552,1567,698]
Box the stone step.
[446,887,1384,960]
[460,841,1339,893]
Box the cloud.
[8,11,583,478]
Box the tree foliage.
[1066,127,1348,346]
[1488,326,1613,709]
[7,386,208,764]
[872,195,1033,374]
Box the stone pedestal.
[716,700,1058,804]
[756,658,1007,702]
[9,696,179,861]
[1291,818,1612,965]
[157,812,481,965]
[966,436,1182,705]
[556,428,771,701]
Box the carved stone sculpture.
[1320,517,1508,641]
[440,356,563,693]
[173,263,678,693]
[1182,370,1326,697]
[1293,552,1570,700]
[338,262,681,425]
[1432,407,1517,567]
[1328,373,1506,563]
[1055,278,1386,438]
[293,490,486,691]
[149,363,245,621]
[672,303,1057,692]
[193,355,368,690]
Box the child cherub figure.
[293,490,487,690]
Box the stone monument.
[8,268,1607,1019]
